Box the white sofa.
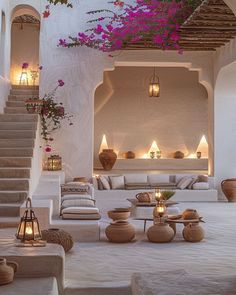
[93,174,218,212]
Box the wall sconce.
[47,155,62,171]
[149,68,160,97]
[148,140,161,159]
[15,198,46,247]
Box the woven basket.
[41,229,74,252]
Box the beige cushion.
[62,207,99,214]
[62,213,101,220]
[198,175,208,183]
[99,176,111,190]
[109,176,125,189]
[192,182,209,190]
[148,174,170,184]
[176,174,194,183]
[61,199,95,210]
[61,184,89,195]
[177,177,193,190]
[62,194,93,201]
[187,177,198,189]
[124,174,147,184]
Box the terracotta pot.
[41,228,74,252]
[182,209,199,220]
[183,223,205,242]
[108,210,130,221]
[174,151,184,159]
[125,151,135,159]
[105,221,135,243]
[99,149,117,171]
[136,192,152,203]
[0,258,18,286]
[221,179,236,202]
[147,223,175,243]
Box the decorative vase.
[147,223,174,243]
[221,179,236,202]
[41,228,74,252]
[108,210,130,221]
[99,149,117,171]
[182,209,199,220]
[174,151,184,159]
[105,221,135,243]
[197,152,201,159]
[182,223,205,242]
[135,192,152,203]
[0,258,18,286]
[125,151,135,159]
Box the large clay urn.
[105,221,135,243]
[99,149,117,171]
[0,258,18,285]
[147,223,175,243]
[183,223,205,243]
[221,179,236,202]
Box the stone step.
[0,148,33,157]
[12,85,39,90]
[8,94,38,101]
[0,216,20,228]
[0,191,27,203]
[0,168,30,178]
[0,139,34,148]
[0,157,31,168]
[10,89,39,96]
[4,107,28,114]
[0,130,36,139]
[0,122,37,130]
[6,101,26,107]
[0,203,21,217]
[0,114,38,122]
[0,179,29,191]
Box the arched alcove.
[214,61,236,197]
[10,5,40,85]
[94,66,209,173]
[0,11,6,77]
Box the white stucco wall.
[94,66,208,166]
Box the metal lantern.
[47,155,62,171]
[149,68,160,97]
[19,70,29,85]
[16,198,43,245]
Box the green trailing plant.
[161,191,176,200]
[47,0,73,8]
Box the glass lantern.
[47,155,62,171]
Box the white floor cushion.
[62,207,99,214]
[61,199,95,210]
[62,194,93,201]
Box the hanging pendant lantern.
[149,68,160,97]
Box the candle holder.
[197,151,201,159]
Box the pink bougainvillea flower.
[58,39,67,46]
[114,0,124,8]
[94,24,103,34]
[43,10,50,18]
[22,62,29,69]
[38,65,43,70]
[56,106,65,117]
[58,79,65,87]
[45,5,50,10]
[45,145,52,153]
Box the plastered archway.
[214,61,236,199]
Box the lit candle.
[155,188,161,200]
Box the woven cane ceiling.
[13,14,40,24]
[124,0,236,51]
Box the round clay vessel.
[99,149,117,171]
[108,210,130,221]
[105,221,135,243]
[183,223,205,242]
[221,179,236,202]
[174,151,184,159]
[136,192,152,203]
[182,209,199,220]
[147,223,175,243]
[41,228,74,252]
[0,258,18,286]
[125,151,135,159]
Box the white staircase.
[0,85,39,228]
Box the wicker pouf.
[41,229,74,252]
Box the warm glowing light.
[99,134,109,153]
[148,140,160,154]
[196,135,208,158]
[26,225,33,235]
[141,153,149,159]
[187,153,197,159]
[155,188,161,200]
